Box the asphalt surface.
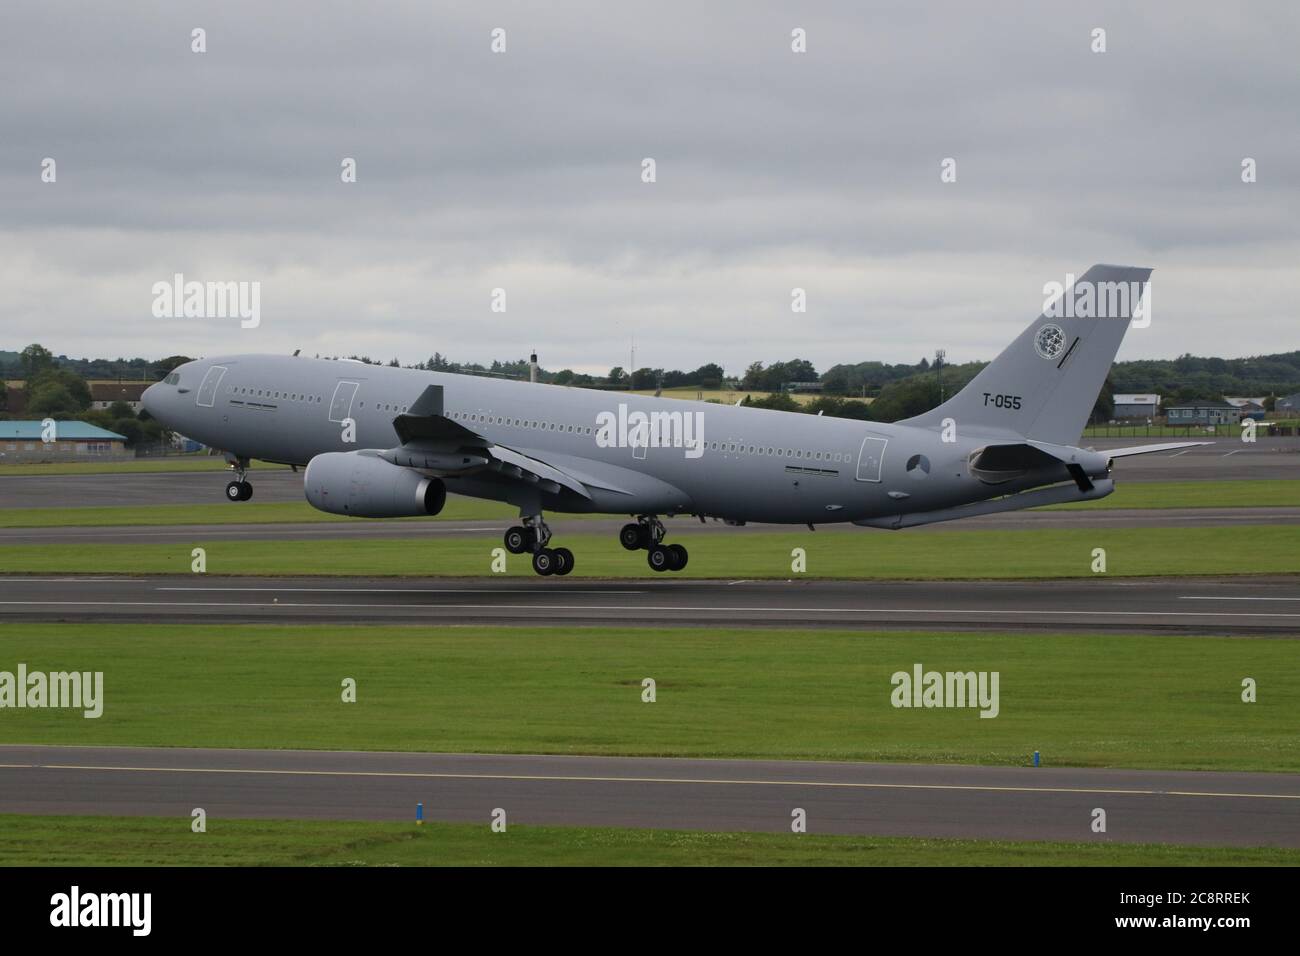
[1,507,1297,547]
[1,745,1295,846]
[0,436,1296,510]
[3,574,1298,633]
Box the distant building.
[1277,393,1300,416]
[1112,393,1160,420]
[89,382,151,412]
[170,432,206,453]
[1164,400,1239,426]
[2,383,26,415]
[0,421,130,462]
[1223,397,1266,421]
[784,381,824,394]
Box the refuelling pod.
[304,451,446,517]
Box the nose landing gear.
[224,457,253,501]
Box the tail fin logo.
[1033,323,1066,360]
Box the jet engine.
[304,451,446,518]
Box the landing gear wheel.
[552,547,574,576]
[619,523,643,551]
[504,526,530,555]
[532,548,557,576]
[239,481,252,501]
[647,545,673,573]
[668,543,688,571]
[226,480,252,502]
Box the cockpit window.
[164,372,180,385]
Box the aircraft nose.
[141,382,161,416]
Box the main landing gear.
[224,457,253,502]
[504,514,573,576]
[620,515,688,572]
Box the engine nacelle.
[304,451,446,518]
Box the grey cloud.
[1,0,1296,372]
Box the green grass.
[1,815,1292,866]
[1082,424,1241,438]
[3,480,1295,529]
[0,525,1294,579]
[0,458,289,476]
[0,498,531,528]
[0,624,1294,770]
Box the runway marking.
[0,528,505,539]
[1,601,1299,619]
[0,577,137,582]
[157,587,646,595]
[27,763,1300,801]
[1168,450,1192,458]
[1221,450,1243,458]
[1180,595,1300,602]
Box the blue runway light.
[1033,751,1041,767]
[416,801,424,825]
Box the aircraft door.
[855,435,887,482]
[630,418,648,460]
[329,381,359,423]
[195,365,227,407]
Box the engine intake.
[304,451,446,517]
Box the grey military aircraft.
[142,264,1205,576]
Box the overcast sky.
[2,1,1297,376]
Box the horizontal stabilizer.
[1100,441,1213,458]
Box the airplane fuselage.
[143,353,1072,525]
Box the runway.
[2,573,1298,633]
[0,436,1296,510]
[1,507,1297,545]
[1,745,1296,846]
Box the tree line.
[5,343,1299,439]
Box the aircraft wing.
[383,384,594,501]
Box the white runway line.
[158,586,646,595]
[0,600,1298,619]
[23,762,1300,801]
